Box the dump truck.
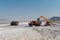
[28,21,41,26]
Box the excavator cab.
[37,18,40,21]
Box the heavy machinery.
[28,16,52,26]
[28,21,41,26]
[38,16,52,26]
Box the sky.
[0,0,60,21]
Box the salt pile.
[0,27,60,40]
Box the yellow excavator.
[38,16,52,26]
[28,16,52,26]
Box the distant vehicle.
[10,21,19,26]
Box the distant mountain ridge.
[49,16,60,21]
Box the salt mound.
[0,28,60,40]
[0,28,41,40]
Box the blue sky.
[0,0,60,20]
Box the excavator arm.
[38,16,49,22]
[38,16,52,26]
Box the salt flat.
[0,22,60,40]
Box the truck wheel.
[28,24,32,27]
[35,24,38,26]
[35,24,41,26]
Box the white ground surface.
[0,22,60,40]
